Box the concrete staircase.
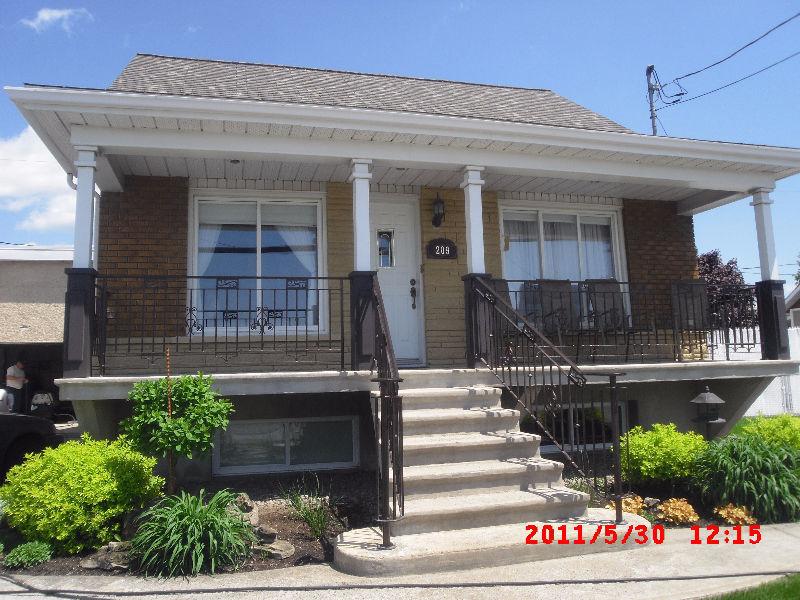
[333,368,647,576]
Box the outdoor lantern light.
[432,194,445,227]
[691,385,726,439]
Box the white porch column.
[461,166,486,274]
[73,145,97,269]
[750,187,779,281]
[349,159,372,271]
[91,192,101,268]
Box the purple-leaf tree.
[697,250,753,327]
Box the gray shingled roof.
[109,54,632,134]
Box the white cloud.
[21,7,93,34]
[0,127,75,232]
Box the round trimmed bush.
[620,423,708,486]
[694,435,800,523]
[0,434,163,554]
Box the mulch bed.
[0,470,376,577]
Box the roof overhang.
[8,85,800,212]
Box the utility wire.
[672,10,800,83]
[656,49,800,110]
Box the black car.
[0,414,62,480]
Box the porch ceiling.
[8,85,800,214]
[108,153,732,203]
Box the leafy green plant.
[694,435,800,523]
[0,435,162,554]
[2,542,52,569]
[733,415,800,452]
[130,489,256,577]
[121,373,233,492]
[284,479,332,539]
[620,423,708,486]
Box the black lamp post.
[690,386,726,440]
[432,194,445,227]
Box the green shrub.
[733,415,800,452]
[130,489,256,577]
[620,423,708,486]
[2,542,52,569]
[694,435,800,523]
[0,434,163,554]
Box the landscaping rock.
[254,523,278,544]
[235,492,255,513]
[105,541,131,552]
[644,497,661,508]
[79,557,101,569]
[247,504,261,527]
[261,540,295,560]
[79,546,131,571]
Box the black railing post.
[756,280,790,360]
[63,268,98,378]
[462,272,491,367]
[349,271,377,370]
[608,372,625,524]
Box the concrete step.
[397,457,564,497]
[398,368,498,389]
[334,508,650,576]
[399,407,520,436]
[403,431,540,466]
[387,386,503,410]
[390,487,588,535]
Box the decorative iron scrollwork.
[251,307,284,334]
[216,278,239,289]
[185,306,203,333]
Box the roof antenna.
[646,65,658,136]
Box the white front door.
[370,196,424,366]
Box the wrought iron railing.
[466,275,626,513]
[497,278,760,363]
[367,277,404,547]
[92,274,349,374]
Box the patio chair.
[583,278,635,362]
[522,279,580,352]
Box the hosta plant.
[694,435,800,523]
[2,542,52,569]
[130,489,256,577]
[714,503,757,526]
[656,498,699,525]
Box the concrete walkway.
[1,523,798,600]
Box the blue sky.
[1,1,798,283]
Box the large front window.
[194,197,322,331]
[502,209,620,283]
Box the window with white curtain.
[195,198,322,330]
[501,209,620,282]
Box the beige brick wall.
[419,187,500,367]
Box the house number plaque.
[426,238,458,259]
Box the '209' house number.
[426,238,458,259]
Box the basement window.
[213,416,359,475]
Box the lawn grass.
[712,574,800,599]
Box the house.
[7,54,800,573]
[787,284,800,327]
[0,244,72,412]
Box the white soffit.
[7,85,800,209]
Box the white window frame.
[188,189,328,334]
[497,200,628,283]
[212,415,360,475]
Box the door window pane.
[288,419,355,465]
[377,230,394,268]
[542,214,580,280]
[219,421,285,467]
[581,217,615,279]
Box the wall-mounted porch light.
[690,386,726,440]
[432,194,445,228]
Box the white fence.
[744,327,800,416]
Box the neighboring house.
[0,244,72,410]
[787,284,800,327]
[7,54,800,573]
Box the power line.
[672,10,800,83]
[656,49,800,110]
